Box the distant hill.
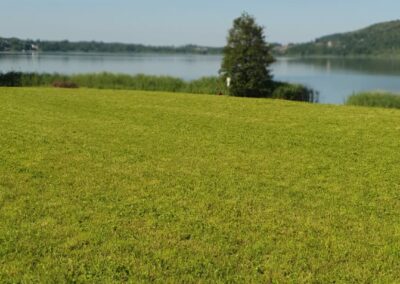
[0,37,223,55]
[282,20,400,56]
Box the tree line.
[0,37,222,54]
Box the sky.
[1,0,400,46]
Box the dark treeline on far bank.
[0,37,223,54]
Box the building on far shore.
[31,44,39,51]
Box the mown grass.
[1,88,400,282]
[346,91,400,109]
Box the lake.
[2,52,400,104]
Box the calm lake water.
[2,52,400,104]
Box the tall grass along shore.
[346,91,400,109]
[0,71,318,102]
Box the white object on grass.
[226,77,231,87]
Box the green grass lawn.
[1,88,400,282]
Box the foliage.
[220,13,275,97]
[185,76,226,95]
[0,37,222,54]
[272,81,319,102]
[346,91,400,109]
[1,88,400,282]
[0,72,197,93]
[0,72,315,102]
[0,71,22,86]
[52,81,79,88]
[71,73,186,92]
[0,72,67,87]
[285,20,400,56]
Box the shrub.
[272,82,318,102]
[0,72,23,86]
[52,81,79,88]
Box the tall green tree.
[220,13,274,97]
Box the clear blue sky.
[1,0,399,46]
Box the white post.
[226,77,231,88]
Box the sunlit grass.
[1,87,400,282]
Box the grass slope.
[1,88,400,282]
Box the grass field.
[1,88,400,282]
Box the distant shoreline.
[3,51,400,60]
[0,50,224,56]
[0,37,223,55]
